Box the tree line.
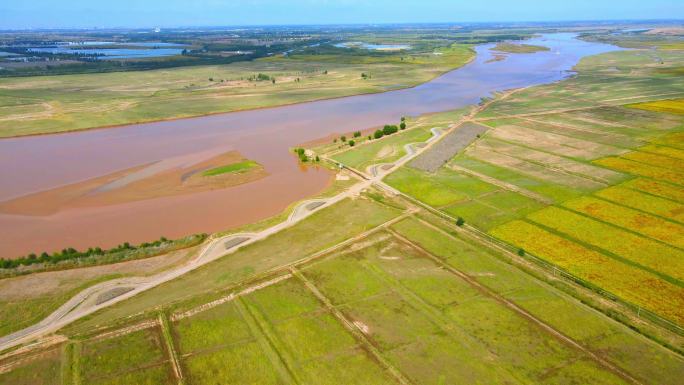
[0,235,201,270]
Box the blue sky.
[1,0,682,29]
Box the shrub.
[374,130,384,139]
[353,131,361,137]
[400,122,406,130]
[456,217,465,226]
[341,135,347,142]
[518,248,526,256]
[349,140,355,147]
[383,125,398,136]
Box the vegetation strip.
[234,297,299,384]
[290,266,412,385]
[387,227,643,385]
[158,312,184,384]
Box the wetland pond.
[0,33,619,257]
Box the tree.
[349,140,355,147]
[383,125,398,136]
[456,217,465,226]
[353,131,361,138]
[323,70,328,74]
[208,77,213,82]
[400,122,406,130]
[315,155,320,162]
[367,135,372,140]
[401,116,406,122]
[340,135,347,142]
[517,248,526,256]
[272,78,276,84]
[374,130,384,139]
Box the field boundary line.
[386,182,684,336]
[290,266,412,385]
[234,297,299,385]
[158,312,184,385]
[448,164,554,204]
[388,228,644,385]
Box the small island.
[492,42,551,53]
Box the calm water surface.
[0,33,619,257]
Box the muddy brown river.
[0,33,619,257]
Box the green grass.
[301,229,633,384]
[0,274,123,337]
[385,164,546,230]
[62,196,402,335]
[492,43,550,53]
[201,160,259,176]
[332,126,432,170]
[391,216,684,384]
[0,348,63,385]
[79,327,171,384]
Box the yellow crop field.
[596,186,684,223]
[628,98,684,115]
[622,178,684,202]
[649,132,684,150]
[594,157,684,186]
[641,144,684,161]
[527,206,684,282]
[621,151,684,171]
[491,220,684,324]
[564,196,684,249]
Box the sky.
[1,0,682,30]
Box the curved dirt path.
[0,189,366,352]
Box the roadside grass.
[62,196,402,335]
[0,274,123,337]
[490,220,684,325]
[527,206,684,283]
[392,216,684,384]
[201,160,260,176]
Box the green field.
[5,213,683,384]
[3,29,684,385]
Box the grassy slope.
[0,44,474,137]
